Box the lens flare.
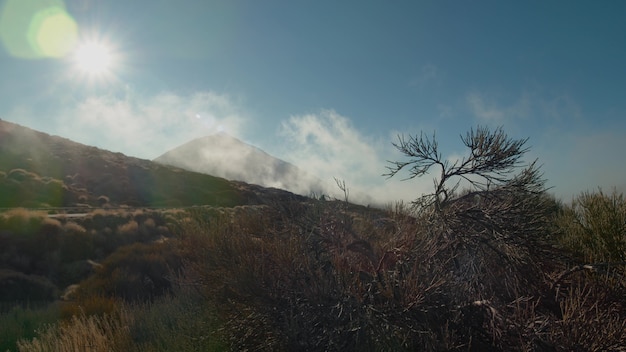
[28,6,78,58]
[0,0,78,58]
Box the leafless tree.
[384,125,544,211]
[385,126,561,341]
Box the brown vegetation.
[4,190,625,351]
[2,125,625,351]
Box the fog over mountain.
[154,133,330,197]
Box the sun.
[72,41,114,76]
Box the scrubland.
[1,188,625,351]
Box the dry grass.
[117,220,139,236]
[10,190,626,351]
[173,191,626,351]
[17,311,133,352]
[556,189,626,262]
[551,275,626,350]
[0,207,47,217]
[15,289,224,352]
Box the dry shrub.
[436,189,560,300]
[0,269,58,301]
[130,209,145,217]
[178,201,464,350]
[0,208,47,234]
[90,208,108,217]
[288,188,560,350]
[41,217,62,231]
[548,273,626,350]
[556,189,626,262]
[59,296,120,320]
[142,218,155,229]
[177,205,294,349]
[117,220,138,236]
[77,242,182,302]
[17,310,133,352]
[63,222,86,234]
[124,289,225,351]
[60,223,95,263]
[0,302,61,352]
[7,169,39,182]
[16,289,225,352]
[175,187,625,350]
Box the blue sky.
[1,0,625,204]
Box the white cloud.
[279,110,432,205]
[466,91,531,123]
[46,91,248,159]
[6,93,432,205]
[409,64,444,90]
[280,110,380,181]
[540,94,583,122]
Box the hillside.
[154,132,328,196]
[0,120,300,208]
[1,122,625,350]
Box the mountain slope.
[154,132,327,196]
[0,120,249,207]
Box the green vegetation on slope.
[0,120,245,207]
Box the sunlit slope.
[154,132,327,196]
[0,120,244,207]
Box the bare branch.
[333,177,350,203]
[385,126,538,211]
[384,132,443,180]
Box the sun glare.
[73,41,114,76]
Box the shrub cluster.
[556,189,626,262]
[15,289,225,352]
[0,169,69,207]
[0,208,181,350]
[9,191,626,351]
[76,241,182,302]
[0,209,175,302]
[175,191,625,351]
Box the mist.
[153,133,333,199]
[4,91,431,205]
[8,88,623,207]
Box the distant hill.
[0,120,302,208]
[154,132,328,196]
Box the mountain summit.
[154,133,327,196]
